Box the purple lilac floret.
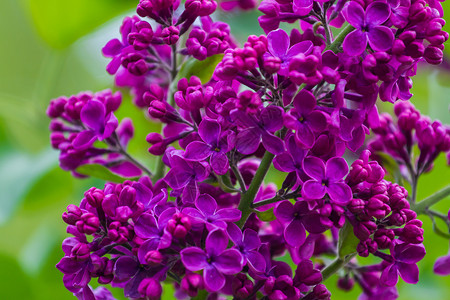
[49,0,450,298]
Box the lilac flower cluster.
[49,0,450,299]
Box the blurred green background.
[0,0,449,299]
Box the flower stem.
[321,253,357,282]
[413,184,450,214]
[236,150,275,228]
[252,193,302,208]
[325,24,354,53]
[118,148,153,177]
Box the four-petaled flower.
[231,106,285,155]
[343,1,394,56]
[301,156,352,204]
[184,118,235,175]
[181,229,243,291]
[266,29,313,76]
[73,100,118,150]
[284,89,328,148]
[183,194,241,230]
[381,241,426,286]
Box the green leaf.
[0,252,35,299]
[337,219,359,259]
[177,54,224,83]
[256,208,276,222]
[24,0,137,49]
[376,152,403,184]
[0,149,56,225]
[76,164,139,183]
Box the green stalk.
[325,24,354,53]
[321,253,357,282]
[413,184,450,214]
[236,151,275,228]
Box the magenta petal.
[206,229,228,256]
[182,207,206,223]
[303,157,325,180]
[198,119,221,145]
[398,262,419,284]
[236,128,261,155]
[368,26,394,51]
[215,208,241,223]
[343,29,368,56]
[185,141,213,161]
[102,39,122,56]
[227,223,243,246]
[325,157,349,181]
[210,151,229,175]
[214,249,243,274]
[101,114,118,140]
[286,41,313,58]
[345,1,365,27]
[393,243,426,264]
[72,130,97,150]
[243,229,261,250]
[246,251,267,273]
[182,179,198,204]
[327,182,352,204]
[434,255,450,275]
[261,106,284,132]
[284,219,306,247]
[262,132,285,154]
[274,153,296,173]
[137,239,159,264]
[267,29,290,58]
[293,0,313,15]
[307,111,328,132]
[134,213,159,239]
[381,264,399,287]
[295,124,315,148]
[80,100,106,131]
[181,247,208,271]
[196,194,217,216]
[293,89,316,115]
[164,168,192,189]
[56,257,83,274]
[204,266,225,292]
[302,180,326,199]
[366,1,391,26]
[275,201,295,223]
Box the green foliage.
[255,208,276,222]
[337,220,359,259]
[76,164,140,183]
[24,0,136,49]
[177,54,224,83]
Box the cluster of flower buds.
[51,0,450,299]
[47,90,144,178]
[369,101,450,177]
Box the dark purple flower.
[183,194,241,230]
[184,119,235,175]
[267,29,313,76]
[380,241,426,286]
[231,106,285,155]
[274,135,306,182]
[434,251,450,276]
[284,89,327,148]
[164,152,210,204]
[343,1,394,55]
[134,207,175,263]
[227,223,266,273]
[180,229,243,291]
[301,157,352,204]
[275,200,329,247]
[72,100,118,150]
